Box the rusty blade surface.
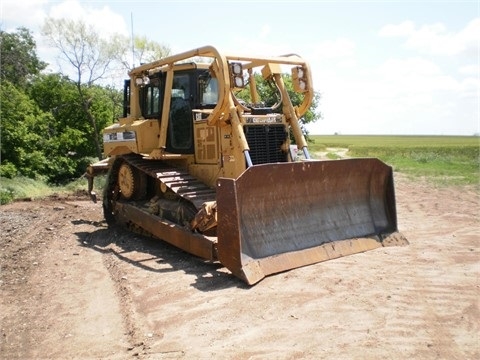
[216,158,399,285]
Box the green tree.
[28,73,96,163]
[42,18,127,160]
[127,35,171,68]
[1,75,123,183]
[0,80,52,179]
[0,26,125,184]
[236,73,322,139]
[27,73,123,181]
[0,27,47,89]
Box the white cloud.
[1,0,128,36]
[459,77,480,99]
[376,57,460,93]
[379,18,480,56]
[308,50,476,135]
[378,20,415,37]
[2,0,129,75]
[259,24,271,39]
[313,38,356,59]
[405,22,461,56]
[458,64,480,76]
[378,57,441,77]
[48,0,128,37]
[1,0,48,30]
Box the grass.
[0,177,53,204]
[309,135,479,187]
[0,175,106,205]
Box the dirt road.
[1,174,479,359]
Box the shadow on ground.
[72,220,249,292]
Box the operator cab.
[123,67,219,155]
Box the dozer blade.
[216,158,407,285]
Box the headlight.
[234,76,244,87]
[231,62,243,75]
[230,62,245,88]
[298,79,306,91]
[135,75,150,86]
[296,68,304,78]
[292,66,308,93]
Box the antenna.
[131,12,135,68]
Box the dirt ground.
[1,173,479,360]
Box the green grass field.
[309,135,479,186]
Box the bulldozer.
[86,45,407,285]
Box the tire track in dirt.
[88,225,158,357]
[381,176,480,359]
[1,203,71,358]
[375,248,478,359]
[1,199,131,359]
[103,247,147,355]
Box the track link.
[121,154,216,209]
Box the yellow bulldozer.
[86,45,407,285]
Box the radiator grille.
[244,124,288,165]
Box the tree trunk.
[84,101,103,161]
[77,84,103,160]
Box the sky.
[1,0,479,135]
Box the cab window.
[199,72,218,106]
[141,76,163,118]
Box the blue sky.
[1,0,479,135]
